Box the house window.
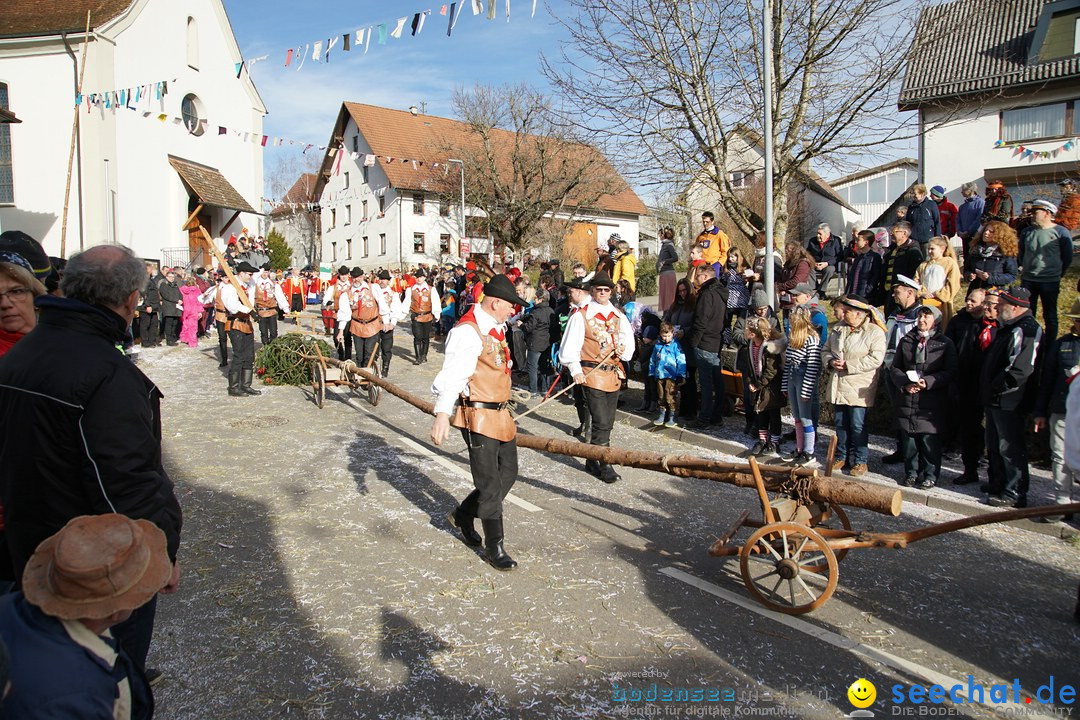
[413,193,424,215]
[379,233,386,255]
[731,170,755,188]
[377,195,385,215]
[181,94,205,136]
[186,17,199,70]
[887,169,915,198]
[362,165,369,183]
[439,197,450,217]
[331,242,337,262]
[1001,102,1069,143]
[362,199,368,220]
[362,236,369,257]
[867,175,887,204]
[346,238,352,258]
[352,135,359,153]
[343,172,349,190]
[344,204,351,225]
[330,208,336,229]
[848,181,867,205]
[413,233,425,254]
[440,234,451,253]
[0,83,13,204]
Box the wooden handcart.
[708,455,1080,615]
[308,343,382,410]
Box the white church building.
[0,0,265,266]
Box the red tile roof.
[323,102,646,217]
[269,173,318,216]
[0,0,133,38]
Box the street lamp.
[763,0,775,308]
[446,158,466,253]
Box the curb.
[613,407,1079,540]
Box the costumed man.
[324,266,351,356]
[210,272,229,367]
[336,267,387,369]
[563,276,595,442]
[409,269,442,364]
[282,267,307,319]
[696,211,731,279]
[559,272,636,483]
[221,261,262,397]
[253,264,289,345]
[431,275,531,570]
[376,269,406,377]
[306,271,323,309]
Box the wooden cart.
[308,343,382,410]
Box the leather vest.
[214,285,227,324]
[348,285,383,338]
[254,282,278,318]
[449,315,516,442]
[410,286,434,322]
[581,308,624,392]
[225,286,253,334]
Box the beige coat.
[822,320,886,407]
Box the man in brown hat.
[0,514,172,719]
[221,261,261,397]
[431,275,529,570]
[558,271,636,483]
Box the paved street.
[144,329,1079,720]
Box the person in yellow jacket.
[695,211,730,279]
[611,239,638,292]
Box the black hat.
[414,268,427,278]
[483,274,530,306]
[377,270,391,280]
[337,265,349,275]
[999,287,1031,308]
[0,230,51,280]
[564,276,588,291]
[589,271,615,289]
[350,266,363,278]
[260,262,271,271]
[235,261,258,273]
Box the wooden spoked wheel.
[310,362,326,409]
[739,522,838,614]
[367,364,382,407]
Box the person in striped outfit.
[781,306,823,467]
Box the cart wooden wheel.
[806,503,852,568]
[739,522,838,614]
[310,361,326,409]
[367,364,382,407]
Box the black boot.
[228,370,245,397]
[448,509,482,547]
[241,368,262,396]
[382,362,391,379]
[598,463,621,484]
[480,518,517,570]
[585,458,600,476]
[413,342,422,365]
[421,339,430,363]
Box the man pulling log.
[431,275,530,570]
[559,271,636,483]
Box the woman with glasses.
[0,254,47,357]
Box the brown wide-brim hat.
[1065,298,1080,319]
[23,514,172,620]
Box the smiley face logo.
[848,678,876,709]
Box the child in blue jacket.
[649,322,687,427]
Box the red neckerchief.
[458,307,510,372]
[978,317,996,351]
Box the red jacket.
[936,199,959,237]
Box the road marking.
[660,567,1057,719]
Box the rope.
[511,347,616,422]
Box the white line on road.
[660,567,1058,720]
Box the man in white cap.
[881,274,922,464]
[0,514,174,719]
[1018,198,1073,342]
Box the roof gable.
[0,0,133,38]
[316,102,647,217]
[900,0,1080,109]
[270,173,318,216]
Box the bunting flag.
[487,0,496,19]
[410,11,428,36]
[448,2,461,35]
[312,40,322,62]
[532,0,536,17]
[365,26,372,53]
[77,79,172,107]
[995,136,1077,156]
[440,4,448,14]
[390,16,407,38]
[343,32,350,51]
[378,23,388,44]
[285,48,294,66]
[472,0,483,15]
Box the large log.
[309,356,903,517]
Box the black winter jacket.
[0,296,182,580]
[1036,331,1080,417]
[979,312,1043,411]
[522,304,554,352]
[689,278,728,354]
[142,274,162,312]
[889,331,957,435]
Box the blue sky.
[223,0,565,190]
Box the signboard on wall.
[459,238,470,255]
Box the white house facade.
[269,172,321,269]
[0,0,265,265]
[682,130,861,244]
[830,158,919,229]
[900,0,1080,210]
[314,102,646,271]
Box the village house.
[900,0,1080,209]
[313,102,646,271]
[829,158,919,230]
[268,172,320,269]
[0,0,265,265]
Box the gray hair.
[817,223,831,233]
[60,244,147,308]
[892,220,913,232]
[960,182,979,195]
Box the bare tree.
[266,153,322,268]
[542,0,969,242]
[434,83,627,253]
